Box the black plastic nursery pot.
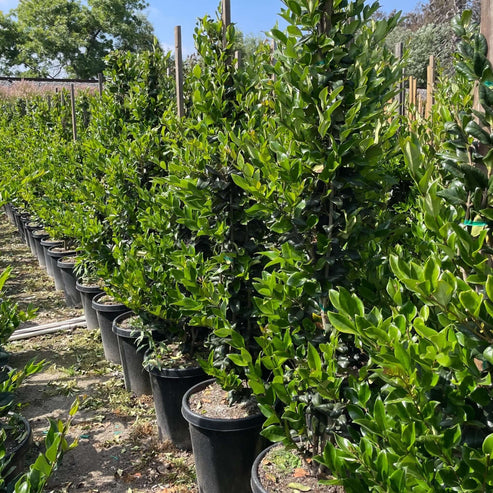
[46,247,76,291]
[4,204,15,224]
[17,213,30,244]
[56,257,82,308]
[182,379,266,493]
[112,312,152,396]
[2,413,32,484]
[12,210,27,240]
[24,222,42,256]
[40,239,64,277]
[75,281,103,330]
[91,292,127,364]
[250,443,272,493]
[147,362,207,451]
[31,230,50,268]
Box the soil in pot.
[56,257,82,308]
[182,379,266,493]
[75,279,103,330]
[92,293,127,364]
[251,443,345,493]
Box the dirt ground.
[1,214,198,493]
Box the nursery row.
[0,0,492,491]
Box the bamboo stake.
[175,26,184,118]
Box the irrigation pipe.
[9,318,87,341]
[13,316,86,334]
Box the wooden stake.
[175,26,184,118]
[222,0,231,49]
[481,0,493,64]
[98,73,104,97]
[426,55,435,118]
[70,83,77,142]
[477,0,493,113]
[395,42,405,116]
[235,50,242,69]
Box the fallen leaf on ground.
[288,482,311,491]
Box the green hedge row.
[0,1,492,490]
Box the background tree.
[383,0,480,85]
[0,0,156,78]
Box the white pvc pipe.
[9,320,87,341]
[14,316,86,334]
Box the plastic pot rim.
[112,311,139,338]
[181,378,265,432]
[91,292,127,312]
[56,257,76,269]
[146,360,205,379]
[75,280,104,294]
[47,247,76,259]
[31,231,49,240]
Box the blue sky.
[0,0,420,56]
[149,0,420,55]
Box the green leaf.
[271,28,287,45]
[483,433,493,455]
[459,289,482,317]
[307,343,322,373]
[394,342,412,373]
[486,275,493,301]
[192,64,202,78]
[287,272,305,288]
[327,312,358,335]
[483,346,493,365]
[261,425,287,442]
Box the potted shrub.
[321,16,493,489]
[212,0,405,490]
[143,319,209,450]
[0,262,78,489]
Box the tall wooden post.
[426,55,435,119]
[235,50,242,70]
[481,0,493,64]
[97,73,104,97]
[175,26,184,118]
[478,0,493,114]
[395,42,405,117]
[222,0,231,49]
[70,84,77,142]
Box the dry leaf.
[288,482,311,491]
[294,468,309,478]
